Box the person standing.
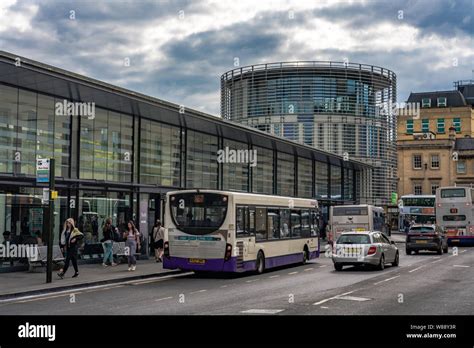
[124,221,140,271]
[58,218,83,279]
[101,218,117,267]
[152,220,165,263]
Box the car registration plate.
[345,248,361,254]
[189,258,206,264]
[416,240,428,244]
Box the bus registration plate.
[189,258,206,264]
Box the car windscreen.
[336,234,371,244]
[170,193,228,235]
[442,215,466,221]
[409,226,435,233]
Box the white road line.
[17,294,70,303]
[240,309,284,314]
[320,306,329,309]
[337,295,371,302]
[246,279,259,283]
[288,271,298,275]
[269,275,280,279]
[453,265,470,268]
[409,265,425,273]
[155,296,173,302]
[0,272,192,304]
[189,289,207,294]
[220,285,228,288]
[461,250,467,253]
[304,268,314,271]
[373,275,400,285]
[319,265,327,268]
[313,290,354,306]
[430,259,443,264]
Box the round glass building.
[221,61,397,205]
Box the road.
[1,247,472,315]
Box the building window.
[437,97,447,107]
[431,154,440,169]
[453,118,461,133]
[413,183,423,195]
[457,161,466,174]
[437,118,445,133]
[422,119,429,133]
[422,98,431,108]
[406,119,414,134]
[431,184,439,195]
[413,154,422,169]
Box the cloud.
[0,0,472,115]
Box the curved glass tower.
[221,61,397,205]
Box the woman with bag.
[58,218,83,279]
[152,220,165,263]
[101,217,117,267]
[124,221,140,271]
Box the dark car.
[406,224,448,255]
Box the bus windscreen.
[333,207,368,216]
[441,189,466,198]
[170,193,228,235]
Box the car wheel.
[377,254,385,271]
[392,252,399,267]
[414,250,419,255]
[256,251,265,274]
[437,243,443,255]
[334,263,343,271]
[406,248,411,255]
[443,243,448,254]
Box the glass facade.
[222,139,249,192]
[315,162,328,199]
[297,157,313,198]
[186,130,218,189]
[252,146,274,195]
[140,119,180,187]
[276,152,294,197]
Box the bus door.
[236,206,256,260]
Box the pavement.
[0,259,179,300]
[2,239,469,315]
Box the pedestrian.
[152,220,165,263]
[101,217,117,267]
[124,221,140,271]
[57,218,83,279]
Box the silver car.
[332,231,399,271]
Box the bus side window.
[301,209,311,238]
[255,207,267,241]
[267,209,280,240]
[236,206,247,237]
[310,210,319,237]
[248,207,256,236]
[291,210,302,238]
[280,209,290,238]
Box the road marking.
[313,290,354,306]
[320,306,329,309]
[0,272,192,304]
[432,256,441,259]
[430,259,443,264]
[373,275,400,285]
[337,296,371,302]
[453,265,470,268]
[269,275,280,279]
[319,265,327,268]
[461,250,467,253]
[155,296,173,302]
[190,289,207,294]
[304,268,314,271]
[16,294,70,303]
[220,285,228,288]
[240,309,284,314]
[409,266,425,273]
[246,279,259,283]
[85,285,125,292]
[288,271,298,275]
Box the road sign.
[51,190,58,199]
[36,158,50,183]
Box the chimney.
[449,126,456,141]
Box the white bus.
[399,195,436,232]
[328,204,387,242]
[435,186,474,246]
[163,190,320,274]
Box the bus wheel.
[256,251,265,274]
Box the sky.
[0,0,472,115]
